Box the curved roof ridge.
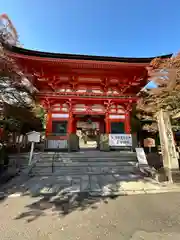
[4,44,173,64]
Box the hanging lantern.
[87,118,92,124]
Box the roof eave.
[3,43,173,64]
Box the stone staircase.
[8,152,41,170]
[7,150,145,197]
[29,151,140,178]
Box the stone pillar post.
[157,109,179,182]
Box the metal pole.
[28,141,35,166]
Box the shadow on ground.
[0,170,156,223]
[14,193,115,222]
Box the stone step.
[39,155,137,160]
[39,153,137,157]
[32,166,139,176]
[32,171,140,177]
[9,152,40,157]
[40,152,136,157]
[9,157,137,165]
[9,151,135,155]
[8,153,41,163]
[39,157,137,162]
[33,165,137,172]
[58,154,136,157]
[9,152,137,160]
[30,151,139,177]
[35,161,137,167]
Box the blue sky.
[1,0,180,58]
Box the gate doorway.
[75,115,105,149]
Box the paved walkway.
[2,172,180,199]
[1,192,180,239]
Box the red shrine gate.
[45,100,132,135]
[4,45,171,150]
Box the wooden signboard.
[144,138,155,148]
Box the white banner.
[52,113,69,118]
[109,134,132,147]
[47,140,68,149]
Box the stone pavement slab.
[120,180,180,195]
[3,172,180,199]
[130,231,180,239]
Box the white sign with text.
[109,134,132,147]
[135,148,148,165]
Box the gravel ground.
[0,192,180,239]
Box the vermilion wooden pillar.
[105,100,111,134]
[46,112,52,137]
[125,111,131,134]
[67,101,73,134]
[99,119,105,133]
[105,113,110,133]
[68,113,73,134]
[72,117,77,133]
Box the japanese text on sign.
[109,134,132,146]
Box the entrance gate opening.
[75,115,105,149]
